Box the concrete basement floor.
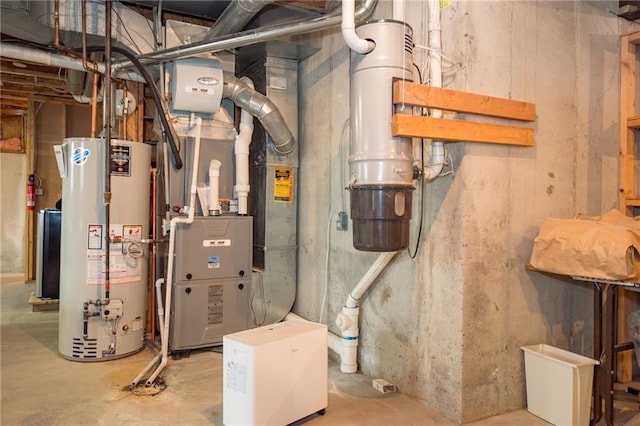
[1,274,639,426]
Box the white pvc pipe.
[234,77,255,216]
[342,0,375,54]
[208,160,222,215]
[146,117,202,386]
[423,0,446,180]
[131,278,166,387]
[393,0,405,21]
[424,142,445,180]
[0,42,145,83]
[336,252,397,373]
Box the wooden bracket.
[391,80,536,147]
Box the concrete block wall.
[296,0,630,423]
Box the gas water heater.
[56,138,150,360]
[349,20,415,252]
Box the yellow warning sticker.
[274,167,294,203]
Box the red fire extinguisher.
[27,174,35,211]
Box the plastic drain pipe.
[234,77,255,215]
[144,116,202,386]
[423,0,446,180]
[336,252,397,373]
[342,0,375,54]
[131,278,166,387]
[208,160,222,215]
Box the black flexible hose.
[84,45,183,170]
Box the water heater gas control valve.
[102,299,124,320]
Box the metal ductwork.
[204,0,276,41]
[124,0,378,68]
[223,73,295,155]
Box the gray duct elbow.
[223,74,295,155]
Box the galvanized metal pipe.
[204,0,276,41]
[115,0,377,70]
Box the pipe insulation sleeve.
[223,73,295,155]
[342,0,375,54]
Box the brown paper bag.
[529,209,640,281]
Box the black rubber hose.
[84,45,183,170]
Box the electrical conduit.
[145,116,202,386]
[336,252,397,373]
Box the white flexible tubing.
[208,160,222,215]
[341,0,374,54]
[146,117,202,386]
[284,312,342,356]
[234,77,255,216]
[130,278,166,387]
[424,0,445,180]
[392,0,405,21]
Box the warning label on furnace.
[274,167,293,203]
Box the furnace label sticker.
[274,167,294,203]
[88,224,103,250]
[203,239,231,247]
[207,256,221,269]
[225,360,247,394]
[72,147,90,166]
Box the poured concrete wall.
[296,0,628,422]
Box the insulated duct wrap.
[349,20,414,252]
[223,73,295,155]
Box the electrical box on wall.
[170,57,224,114]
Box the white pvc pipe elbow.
[424,142,446,181]
[342,0,374,54]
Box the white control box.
[170,58,223,114]
[223,320,328,426]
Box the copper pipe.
[54,0,60,48]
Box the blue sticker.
[72,147,91,166]
[208,256,220,269]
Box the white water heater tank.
[57,138,150,361]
